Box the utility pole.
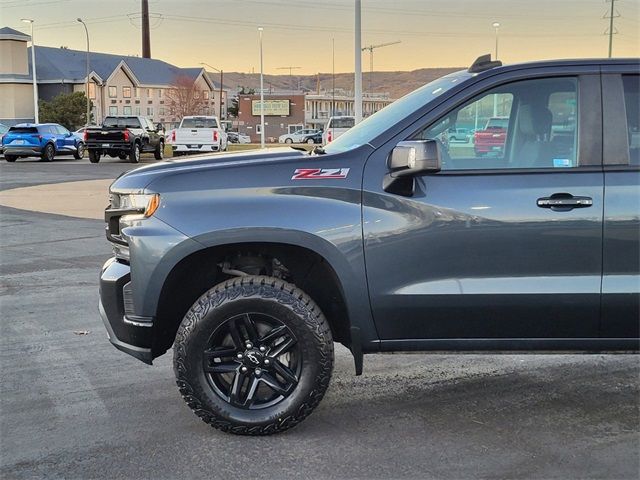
[277,66,301,94]
[354,0,362,123]
[332,37,335,117]
[258,27,264,148]
[77,18,91,125]
[361,41,400,93]
[141,0,151,58]
[21,19,38,123]
[604,0,619,58]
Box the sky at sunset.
[1,0,638,74]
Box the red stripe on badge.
[292,168,350,180]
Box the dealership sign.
[252,100,290,116]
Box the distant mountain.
[209,67,462,99]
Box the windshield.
[181,117,219,128]
[485,118,509,129]
[323,70,471,154]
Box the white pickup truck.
[168,116,228,156]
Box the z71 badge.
[291,168,350,180]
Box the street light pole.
[21,19,39,123]
[354,0,362,124]
[492,22,500,117]
[258,27,265,149]
[492,22,500,60]
[77,18,91,125]
[200,62,224,120]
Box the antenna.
[361,41,400,93]
[277,66,302,94]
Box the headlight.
[111,193,160,217]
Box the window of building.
[134,107,141,115]
[88,83,96,99]
[256,124,262,134]
[158,89,163,98]
[108,86,117,98]
[109,106,118,115]
[147,88,153,98]
[123,86,131,98]
[135,88,140,98]
[159,107,165,116]
[203,91,209,100]
[147,107,154,116]
[622,75,639,165]
[123,106,132,115]
[414,77,578,170]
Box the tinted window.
[622,75,639,165]
[9,126,38,134]
[103,117,142,128]
[180,117,219,128]
[415,77,579,170]
[328,117,355,129]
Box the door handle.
[537,193,593,211]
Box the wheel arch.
[151,238,367,365]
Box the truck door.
[362,70,604,344]
[600,66,640,339]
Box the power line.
[276,66,301,93]
[603,0,621,57]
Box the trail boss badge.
[292,168,350,180]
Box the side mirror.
[155,123,164,132]
[383,140,441,196]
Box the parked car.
[448,127,471,142]
[99,55,639,435]
[0,123,9,155]
[84,116,164,163]
[227,131,251,144]
[278,129,320,144]
[322,116,355,144]
[300,131,323,144]
[168,116,227,156]
[473,117,509,156]
[2,123,85,162]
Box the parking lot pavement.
[1,159,639,479]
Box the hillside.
[212,67,463,99]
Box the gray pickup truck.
[99,56,639,435]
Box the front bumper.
[99,257,154,364]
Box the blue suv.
[2,123,85,162]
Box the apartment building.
[0,26,227,128]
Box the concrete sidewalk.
[0,179,112,220]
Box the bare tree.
[166,75,208,118]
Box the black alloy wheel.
[203,312,301,409]
[174,276,334,435]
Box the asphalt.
[1,155,639,480]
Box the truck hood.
[110,147,309,192]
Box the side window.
[414,77,579,170]
[622,75,639,165]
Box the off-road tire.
[174,275,334,435]
[73,142,85,160]
[129,143,140,163]
[4,154,16,162]
[41,143,55,162]
[88,150,101,163]
[154,141,164,160]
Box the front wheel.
[129,143,140,163]
[174,276,334,435]
[285,138,293,144]
[73,142,85,160]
